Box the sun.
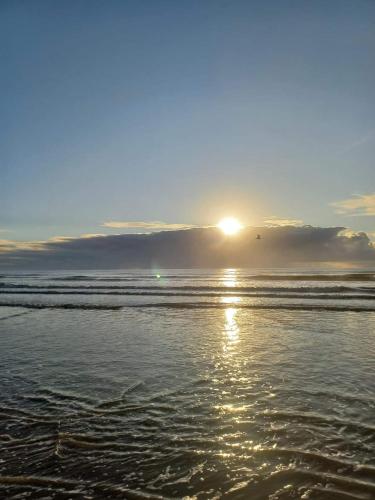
[217,217,243,235]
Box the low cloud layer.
[0,239,47,253]
[0,226,374,269]
[263,216,304,227]
[331,193,375,216]
[102,221,197,230]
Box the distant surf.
[1,270,375,312]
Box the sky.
[1,0,375,244]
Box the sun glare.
[218,217,243,235]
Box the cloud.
[0,239,48,253]
[263,216,303,227]
[331,193,375,216]
[0,226,374,269]
[80,233,107,239]
[102,221,196,230]
[0,233,105,254]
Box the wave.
[281,387,375,406]
[1,290,375,300]
[260,409,375,434]
[245,273,375,281]
[0,475,163,499]
[0,311,35,321]
[231,467,375,499]
[2,283,375,293]
[51,275,202,281]
[0,467,373,500]
[0,274,41,278]
[0,302,122,310]
[0,271,375,281]
[1,272,374,282]
[132,302,375,312]
[1,301,374,312]
[261,447,375,469]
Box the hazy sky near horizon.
[1,0,374,242]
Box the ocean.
[0,269,374,499]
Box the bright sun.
[217,217,243,235]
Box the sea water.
[0,269,374,498]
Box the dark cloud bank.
[1,226,374,270]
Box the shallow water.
[0,269,374,499]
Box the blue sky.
[1,0,374,242]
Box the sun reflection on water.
[224,307,240,344]
[222,268,238,288]
[221,296,242,305]
[213,304,250,456]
